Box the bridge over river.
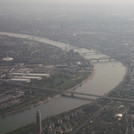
[62,91,134,103]
[79,51,98,55]
[89,57,116,62]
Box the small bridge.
[89,57,115,62]
[80,51,98,56]
[62,91,134,103]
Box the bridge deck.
[63,91,134,103]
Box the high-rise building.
[36,110,42,134]
[48,125,56,134]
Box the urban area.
[0,35,92,116]
[1,1,134,134]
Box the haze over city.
[1,0,134,4]
[0,0,134,134]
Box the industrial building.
[9,73,50,83]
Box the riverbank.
[1,70,94,117]
[68,68,95,91]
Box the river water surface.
[0,32,126,134]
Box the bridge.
[62,91,134,103]
[89,57,115,62]
[79,51,98,56]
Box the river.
[0,32,126,134]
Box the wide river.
[0,32,126,134]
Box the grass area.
[28,71,91,91]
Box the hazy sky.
[1,0,134,4]
[44,0,134,4]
